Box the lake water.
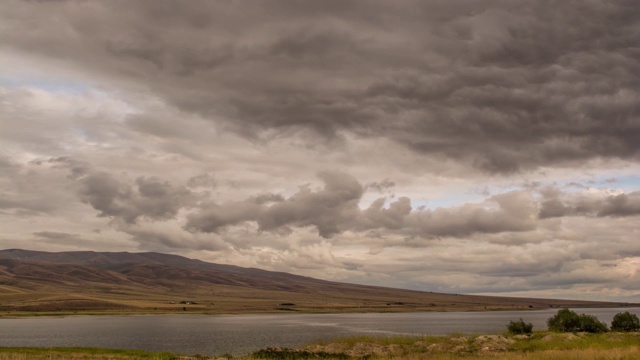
[1,308,637,355]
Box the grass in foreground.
[2,332,639,359]
[259,332,640,359]
[0,347,176,360]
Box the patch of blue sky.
[588,174,640,191]
[0,75,92,95]
[543,174,640,193]
[361,173,639,212]
[404,176,640,210]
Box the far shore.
[2,302,639,318]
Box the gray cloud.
[32,231,92,247]
[187,173,216,189]
[1,1,639,301]
[187,173,541,239]
[403,191,537,238]
[2,0,638,173]
[78,172,197,224]
[185,199,264,234]
[366,179,396,193]
[359,197,412,231]
[186,171,363,238]
[45,157,92,179]
[0,155,78,216]
[33,231,78,240]
[257,171,363,237]
[539,190,640,219]
[123,224,228,253]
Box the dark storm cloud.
[78,172,197,224]
[2,0,638,173]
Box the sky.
[1,0,639,302]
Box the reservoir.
[1,308,637,355]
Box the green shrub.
[547,308,608,333]
[507,318,533,334]
[547,308,581,332]
[579,314,608,333]
[611,311,640,332]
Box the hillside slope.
[0,249,631,314]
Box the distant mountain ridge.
[0,248,329,292]
[0,248,633,314]
[0,248,259,273]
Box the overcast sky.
[1,0,639,302]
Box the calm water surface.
[1,308,637,355]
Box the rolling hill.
[0,249,632,314]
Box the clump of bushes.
[507,318,533,334]
[611,311,640,332]
[547,308,607,333]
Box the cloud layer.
[1,0,639,301]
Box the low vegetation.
[0,347,175,359]
[507,318,533,334]
[611,311,640,332]
[546,308,608,333]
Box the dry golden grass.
[1,285,614,315]
[387,347,640,359]
[0,354,170,360]
[295,332,640,360]
[0,348,175,360]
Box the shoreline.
[3,303,640,318]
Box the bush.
[547,308,608,333]
[611,311,640,332]
[547,308,581,332]
[579,314,608,333]
[507,318,533,334]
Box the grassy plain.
[2,284,629,316]
[2,332,639,359]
